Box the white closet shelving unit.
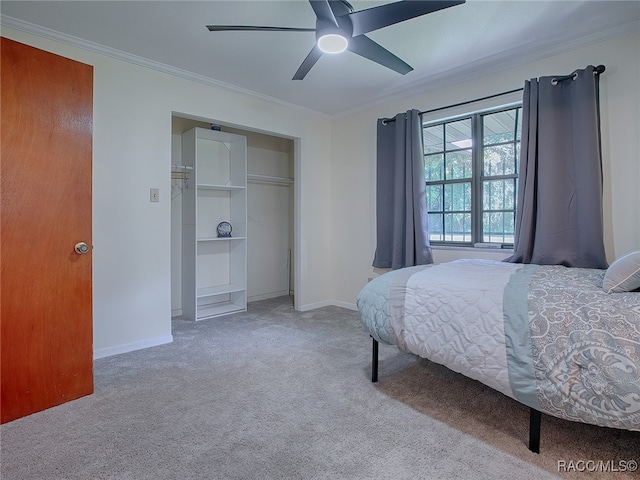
[181,127,247,320]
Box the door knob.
[74,242,90,254]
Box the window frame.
[423,103,522,248]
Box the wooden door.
[1,38,94,423]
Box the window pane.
[422,105,521,245]
[445,150,472,179]
[445,119,472,151]
[444,213,471,242]
[426,184,443,211]
[428,213,443,242]
[483,212,514,244]
[444,182,471,212]
[483,144,516,176]
[483,179,516,211]
[425,153,444,182]
[423,125,444,154]
[484,109,518,145]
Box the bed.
[357,259,640,452]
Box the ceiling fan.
[206,0,466,80]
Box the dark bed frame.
[370,337,541,454]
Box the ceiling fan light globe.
[317,34,348,54]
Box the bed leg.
[529,408,541,454]
[371,336,378,383]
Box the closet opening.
[170,114,296,321]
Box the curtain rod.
[551,64,605,85]
[380,88,522,124]
[381,64,606,124]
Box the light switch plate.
[150,188,159,202]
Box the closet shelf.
[197,285,246,298]
[196,299,245,320]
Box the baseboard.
[93,334,174,360]
[247,291,289,303]
[330,300,358,311]
[297,300,357,312]
[171,308,183,318]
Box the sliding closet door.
[1,38,94,423]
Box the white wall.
[330,31,640,308]
[2,27,332,358]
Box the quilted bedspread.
[357,259,640,431]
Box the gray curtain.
[373,109,433,269]
[508,65,608,269]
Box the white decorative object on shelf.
[181,128,247,320]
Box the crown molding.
[0,15,329,118]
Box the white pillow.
[602,250,640,293]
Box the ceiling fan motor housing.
[316,16,353,53]
[315,0,353,53]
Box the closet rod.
[247,174,293,185]
[381,64,606,125]
[171,164,193,171]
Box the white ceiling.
[2,0,639,116]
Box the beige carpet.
[1,297,637,479]
[375,344,639,480]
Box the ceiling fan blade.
[348,0,466,36]
[309,0,339,26]
[347,35,412,75]
[207,25,315,32]
[293,45,323,80]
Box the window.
[423,106,522,246]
